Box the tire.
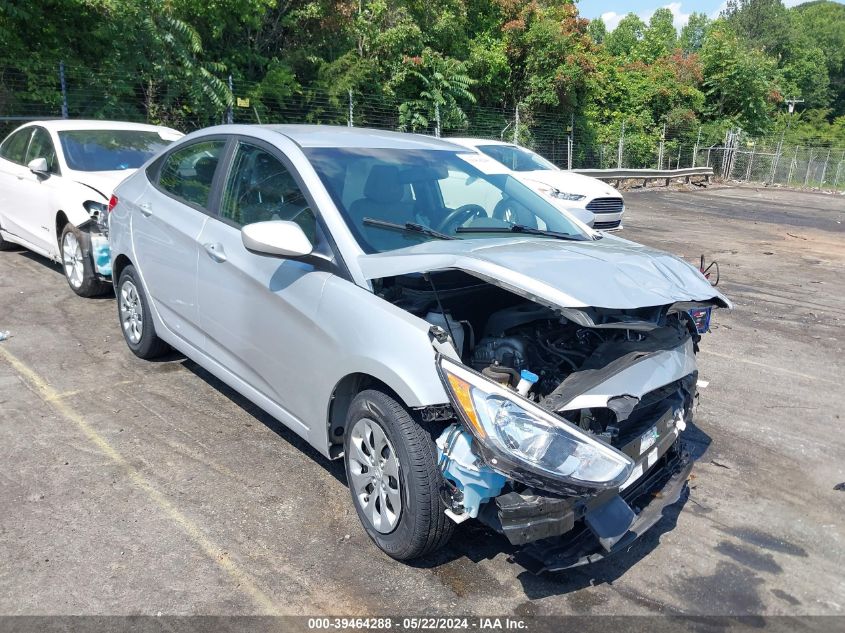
[344,389,454,560]
[116,264,170,359]
[60,223,110,297]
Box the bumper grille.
[586,197,624,214]
[593,220,621,230]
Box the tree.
[587,17,607,44]
[700,21,780,134]
[638,8,677,62]
[396,49,476,135]
[679,12,709,52]
[723,0,791,58]
[605,14,645,59]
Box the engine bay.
[376,270,704,442]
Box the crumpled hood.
[358,235,731,310]
[519,170,621,199]
[70,170,137,200]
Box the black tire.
[344,389,454,560]
[59,223,111,297]
[116,264,170,359]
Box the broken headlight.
[438,357,634,489]
[83,200,109,235]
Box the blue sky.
[577,0,844,31]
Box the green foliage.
[679,12,709,53]
[0,0,843,146]
[605,14,646,59]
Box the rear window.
[58,129,174,172]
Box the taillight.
[108,195,118,213]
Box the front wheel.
[344,389,454,560]
[60,223,110,297]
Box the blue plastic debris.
[436,425,507,520]
[89,234,112,277]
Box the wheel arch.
[327,372,408,459]
[112,254,133,288]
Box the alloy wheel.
[348,418,403,534]
[119,280,143,345]
[62,231,84,288]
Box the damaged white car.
[108,125,730,571]
[0,120,182,296]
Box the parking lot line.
[700,348,839,386]
[0,345,284,616]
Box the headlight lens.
[439,358,633,489]
[548,189,585,201]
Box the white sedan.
[0,120,182,296]
[446,138,625,230]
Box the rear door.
[0,127,39,246]
[195,138,332,434]
[132,137,228,348]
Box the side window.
[158,140,226,209]
[26,128,59,174]
[220,143,315,241]
[0,128,33,165]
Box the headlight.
[438,357,633,489]
[547,189,585,201]
[83,200,109,234]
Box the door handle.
[139,202,153,217]
[202,242,227,263]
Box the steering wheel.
[436,204,487,233]
[493,198,528,225]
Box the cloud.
[601,11,625,31]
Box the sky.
[576,0,844,32]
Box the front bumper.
[508,443,692,573]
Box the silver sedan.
[108,125,729,568]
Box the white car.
[0,120,182,296]
[446,138,625,230]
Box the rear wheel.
[60,223,110,297]
[344,389,454,560]
[116,264,169,359]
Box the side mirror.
[241,220,313,258]
[27,157,50,178]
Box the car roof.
[21,119,182,135]
[445,137,516,148]
[255,124,469,150]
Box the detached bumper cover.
[512,445,693,573]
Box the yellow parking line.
[0,346,283,615]
[700,348,838,386]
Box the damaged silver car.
[108,125,730,570]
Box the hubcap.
[62,232,84,288]
[348,418,402,533]
[119,280,143,345]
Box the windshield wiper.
[455,224,584,241]
[363,217,456,240]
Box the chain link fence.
[2,63,844,191]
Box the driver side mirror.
[241,220,313,258]
[27,157,50,178]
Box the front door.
[196,140,331,435]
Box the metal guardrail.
[573,167,714,185]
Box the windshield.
[58,130,173,172]
[304,148,589,254]
[477,144,558,172]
